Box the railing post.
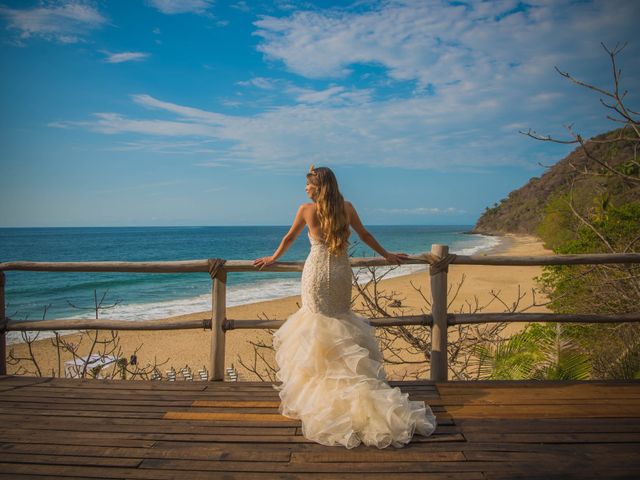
[0,272,5,376]
[430,244,449,382]
[210,270,227,381]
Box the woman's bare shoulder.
[344,200,355,214]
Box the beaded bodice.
[301,231,352,315]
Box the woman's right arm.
[346,201,409,265]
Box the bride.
[253,165,437,449]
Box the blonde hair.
[307,165,351,255]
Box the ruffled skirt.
[272,306,437,449]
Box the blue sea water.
[0,225,500,344]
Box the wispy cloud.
[146,0,214,16]
[101,51,150,63]
[371,207,467,215]
[49,92,537,171]
[47,1,640,174]
[236,76,276,89]
[0,0,108,46]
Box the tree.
[521,41,640,380]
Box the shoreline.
[5,230,503,346]
[4,232,553,380]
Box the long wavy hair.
[306,165,351,255]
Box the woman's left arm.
[253,205,307,270]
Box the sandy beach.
[5,233,553,381]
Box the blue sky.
[1,0,639,228]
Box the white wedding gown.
[272,231,437,449]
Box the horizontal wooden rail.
[4,312,640,333]
[1,247,639,380]
[2,252,640,273]
[3,317,211,331]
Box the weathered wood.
[0,452,143,468]
[430,244,449,382]
[192,400,281,408]
[225,314,432,330]
[5,316,211,331]
[211,271,227,382]
[454,252,640,266]
[0,271,5,376]
[164,411,299,422]
[449,312,640,325]
[0,463,486,480]
[5,310,639,335]
[5,312,640,336]
[1,251,638,273]
[0,376,638,478]
[3,246,640,392]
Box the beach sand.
[5,233,553,381]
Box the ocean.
[0,225,500,345]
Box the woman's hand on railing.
[383,252,411,265]
[253,256,277,270]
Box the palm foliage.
[471,323,591,380]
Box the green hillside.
[471,129,640,238]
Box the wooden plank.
[0,475,92,480]
[445,403,640,418]
[0,376,52,387]
[5,376,207,390]
[0,439,305,462]
[0,463,485,480]
[136,457,597,473]
[0,433,156,448]
[0,452,141,468]
[0,417,301,434]
[456,417,640,433]
[462,431,640,443]
[436,379,640,389]
[144,440,292,461]
[0,429,306,445]
[290,449,466,463]
[485,470,639,480]
[193,400,296,408]
[0,424,296,437]
[0,407,168,419]
[163,411,300,422]
[437,387,640,399]
[0,442,150,459]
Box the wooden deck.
[0,375,639,479]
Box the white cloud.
[0,0,108,45]
[50,111,219,137]
[102,51,150,63]
[48,1,640,174]
[294,86,344,103]
[252,0,640,95]
[49,92,542,171]
[146,0,214,15]
[237,77,276,89]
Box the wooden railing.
[1,244,639,381]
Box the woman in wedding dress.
[253,165,437,449]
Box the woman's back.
[304,200,352,246]
[302,228,351,316]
